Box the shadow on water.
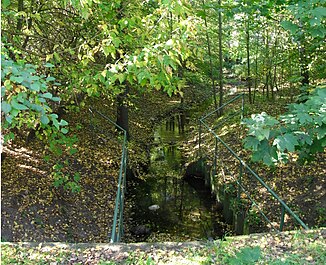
[126,112,226,242]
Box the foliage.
[52,162,81,193]
[1,49,79,191]
[76,0,198,97]
[1,53,65,141]
[226,246,261,264]
[280,0,326,40]
[243,86,326,166]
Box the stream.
[126,112,227,242]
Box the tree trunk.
[246,19,252,104]
[289,54,294,102]
[218,0,223,114]
[17,0,24,31]
[264,29,270,100]
[22,0,35,49]
[116,86,130,140]
[299,47,309,87]
[253,31,259,104]
[253,56,258,104]
[202,0,218,110]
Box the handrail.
[89,108,128,242]
[198,95,308,231]
[200,93,244,121]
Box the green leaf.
[49,113,59,119]
[250,128,270,141]
[44,63,55,68]
[11,99,29,110]
[53,118,60,130]
[41,92,53,99]
[273,133,299,152]
[235,246,261,263]
[112,37,121,48]
[10,76,24,83]
[103,45,115,57]
[310,138,325,153]
[252,140,277,166]
[61,128,68,134]
[280,20,299,35]
[73,173,80,182]
[51,97,61,102]
[69,148,78,155]
[6,115,13,124]
[59,119,68,126]
[296,132,313,145]
[1,101,12,114]
[312,7,326,20]
[117,73,126,84]
[2,0,10,9]
[40,115,50,125]
[11,108,19,117]
[3,132,15,143]
[30,82,41,91]
[244,136,260,151]
[38,97,46,103]
[314,125,326,140]
[46,76,56,82]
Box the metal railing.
[198,94,308,232]
[89,108,128,242]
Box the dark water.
[127,113,226,241]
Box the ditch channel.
[125,111,229,242]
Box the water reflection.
[127,113,225,241]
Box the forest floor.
[1,81,325,244]
[1,88,194,242]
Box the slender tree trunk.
[116,86,130,140]
[299,46,309,87]
[270,30,279,101]
[253,56,258,104]
[253,32,259,104]
[297,20,310,88]
[17,0,24,31]
[218,0,223,113]
[246,19,252,104]
[289,54,294,102]
[202,0,218,110]
[270,70,274,101]
[264,29,270,99]
[22,0,35,49]
[265,73,269,99]
[273,65,278,92]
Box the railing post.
[213,137,217,177]
[238,162,243,204]
[119,191,124,239]
[241,94,245,120]
[280,204,285,231]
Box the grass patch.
[1,229,325,264]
